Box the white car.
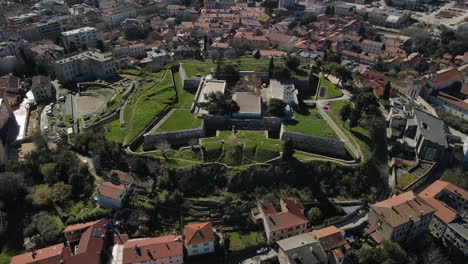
[256,247,269,254]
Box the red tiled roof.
[10,244,66,264]
[96,181,125,200]
[184,222,214,245]
[123,235,183,263]
[333,248,345,260]
[424,68,463,88]
[259,49,284,57]
[0,73,20,91]
[420,180,468,200]
[371,191,436,227]
[435,92,468,111]
[369,231,384,244]
[65,218,107,264]
[64,219,100,233]
[259,202,278,216]
[281,198,306,219]
[265,211,309,232]
[310,226,349,252]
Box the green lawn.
[120,69,162,80]
[200,131,283,165]
[320,75,342,98]
[103,92,123,114]
[397,173,419,190]
[156,110,201,132]
[225,231,264,251]
[149,149,203,162]
[326,100,373,160]
[105,70,176,143]
[0,249,20,264]
[173,71,194,109]
[285,107,339,139]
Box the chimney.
[146,249,153,260]
[134,245,141,256]
[31,251,37,259]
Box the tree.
[253,50,261,59]
[382,82,391,100]
[274,65,291,80]
[268,57,275,78]
[385,0,393,6]
[349,108,360,128]
[308,207,322,225]
[332,65,352,85]
[282,139,294,160]
[216,64,240,86]
[268,98,287,117]
[340,104,351,125]
[323,62,340,77]
[196,91,240,116]
[441,168,467,189]
[49,182,72,204]
[157,141,171,159]
[286,55,300,71]
[0,172,26,207]
[41,163,57,184]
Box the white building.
[53,51,116,83]
[184,222,215,256]
[61,27,103,51]
[112,43,146,58]
[93,181,127,209]
[102,7,137,27]
[277,233,327,264]
[269,80,299,107]
[359,40,384,54]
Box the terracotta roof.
[0,73,20,91]
[418,180,468,223]
[371,191,436,227]
[64,219,100,233]
[259,202,278,216]
[123,235,183,263]
[310,226,349,252]
[67,218,107,264]
[333,248,345,260]
[281,198,306,219]
[435,92,468,111]
[265,211,309,232]
[184,222,214,245]
[266,32,294,43]
[96,181,126,200]
[10,244,66,264]
[424,67,463,88]
[259,49,284,57]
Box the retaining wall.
[201,115,283,131]
[78,82,112,89]
[179,64,201,92]
[82,110,119,131]
[280,124,347,158]
[143,124,205,151]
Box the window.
[204,243,209,246]
[193,250,198,254]
[192,245,198,248]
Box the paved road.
[316,100,362,160]
[76,153,101,181]
[337,212,369,230]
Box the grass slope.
[156,110,201,132]
[320,75,342,99]
[285,107,339,139]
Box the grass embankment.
[285,107,339,139]
[326,100,373,160]
[201,131,282,166]
[105,70,175,143]
[156,110,201,132]
[225,231,264,251]
[320,75,342,99]
[396,173,419,190]
[172,71,195,109]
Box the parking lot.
[342,59,371,73]
[412,2,467,28]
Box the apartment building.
[359,39,384,54]
[184,222,215,256]
[420,180,468,256]
[112,43,146,58]
[102,7,137,27]
[255,198,309,244]
[61,27,103,51]
[53,51,116,83]
[368,191,435,243]
[31,75,54,103]
[277,233,327,264]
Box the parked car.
[256,247,269,254]
[357,209,366,216]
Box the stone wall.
[82,110,119,131]
[143,122,205,150]
[78,82,112,89]
[179,64,201,92]
[201,115,283,131]
[280,125,347,158]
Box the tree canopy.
[196,91,240,116]
[268,98,287,117]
